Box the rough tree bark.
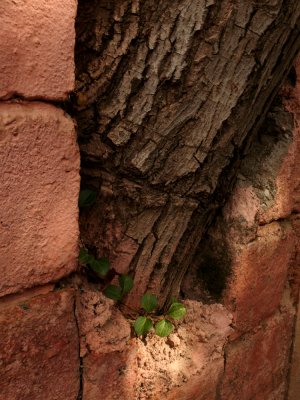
[73,0,300,308]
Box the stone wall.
[0,1,299,400]
[0,1,81,399]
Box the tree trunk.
[73,0,300,308]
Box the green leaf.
[90,258,110,276]
[141,293,158,313]
[119,274,134,294]
[78,189,97,208]
[167,302,187,320]
[79,248,94,264]
[134,316,153,336]
[103,285,123,301]
[155,319,173,337]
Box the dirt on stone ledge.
[75,281,232,400]
[133,301,232,400]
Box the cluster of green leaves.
[134,293,186,337]
[79,248,133,301]
[104,274,133,301]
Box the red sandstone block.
[83,351,137,400]
[280,57,300,215]
[84,352,224,400]
[223,72,300,226]
[0,289,79,400]
[221,306,294,400]
[288,277,300,400]
[78,290,232,400]
[223,134,300,227]
[0,0,76,100]
[0,103,80,297]
[289,216,300,303]
[223,222,295,335]
[259,129,300,223]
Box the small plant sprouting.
[79,247,186,338]
[78,190,134,301]
[79,247,133,301]
[78,191,186,338]
[134,293,186,337]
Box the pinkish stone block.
[0,0,76,100]
[289,215,300,304]
[0,289,80,400]
[77,289,232,400]
[223,222,295,335]
[0,102,80,297]
[288,280,300,400]
[223,67,300,227]
[221,305,294,400]
[258,124,300,223]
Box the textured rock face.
[221,297,295,400]
[0,0,76,100]
[223,221,295,335]
[0,289,79,400]
[0,1,80,400]
[288,274,300,400]
[179,59,300,399]
[76,288,232,400]
[0,103,80,297]
[182,93,299,333]
[219,67,300,336]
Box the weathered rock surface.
[288,282,300,400]
[0,0,76,100]
[223,221,295,335]
[0,289,79,400]
[76,288,232,400]
[0,102,80,297]
[221,294,295,400]
[182,92,299,333]
[179,57,300,400]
